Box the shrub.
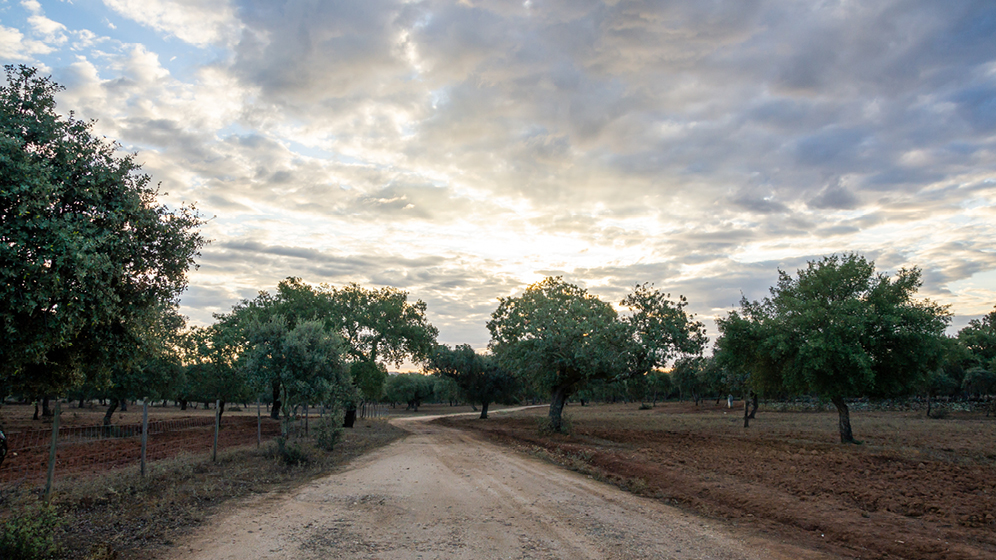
[0,502,62,559]
[271,437,311,466]
[314,409,345,452]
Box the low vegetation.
[0,421,406,560]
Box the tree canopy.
[957,306,996,372]
[0,65,203,395]
[715,253,950,443]
[488,276,704,432]
[213,277,437,420]
[427,344,519,419]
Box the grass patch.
[0,420,406,559]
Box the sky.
[3,0,995,363]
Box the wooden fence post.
[44,401,60,502]
[141,398,149,477]
[213,399,220,462]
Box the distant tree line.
[2,67,994,449]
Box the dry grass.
[1,420,407,560]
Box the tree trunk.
[218,401,226,425]
[743,395,751,428]
[748,392,758,419]
[470,402,478,412]
[548,385,571,433]
[343,408,356,428]
[120,399,128,412]
[103,400,119,426]
[479,401,490,420]
[831,396,856,444]
[180,399,188,411]
[33,399,39,420]
[78,396,85,409]
[42,396,52,417]
[270,382,281,420]
[926,392,933,418]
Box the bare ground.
[160,409,827,560]
[438,402,996,560]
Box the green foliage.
[212,278,438,415]
[272,437,311,466]
[715,253,951,442]
[620,283,707,375]
[183,323,253,412]
[671,356,708,403]
[488,277,704,432]
[351,360,388,402]
[384,373,436,410]
[426,344,520,417]
[432,375,461,404]
[962,366,996,396]
[0,502,62,559]
[332,283,439,366]
[487,277,630,424]
[244,317,355,416]
[0,65,204,395]
[957,306,996,370]
[313,409,345,452]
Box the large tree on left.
[0,66,204,395]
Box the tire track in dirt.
[161,412,832,560]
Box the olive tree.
[243,317,354,435]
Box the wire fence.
[0,405,281,494]
[0,401,393,495]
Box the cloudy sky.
[3,0,995,360]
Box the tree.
[0,65,204,395]
[671,356,707,405]
[95,303,190,425]
[621,283,707,377]
[958,306,996,372]
[488,277,632,432]
[962,367,996,416]
[427,344,519,419]
[646,370,673,405]
[384,373,435,411]
[243,317,354,434]
[185,324,253,424]
[715,254,950,443]
[331,283,439,367]
[215,278,437,423]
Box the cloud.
[12,0,994,349]
[0,24,54,59]
[101,0,239,46]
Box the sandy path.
[163,411,825,560]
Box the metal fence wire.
[0,408,282,492]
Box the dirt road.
[164,412,828,560]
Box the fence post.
[141,398,148,477]
[304,403,309,437]
[44,400,60,502]
[257,401,261,448]
[213,399,220,462]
